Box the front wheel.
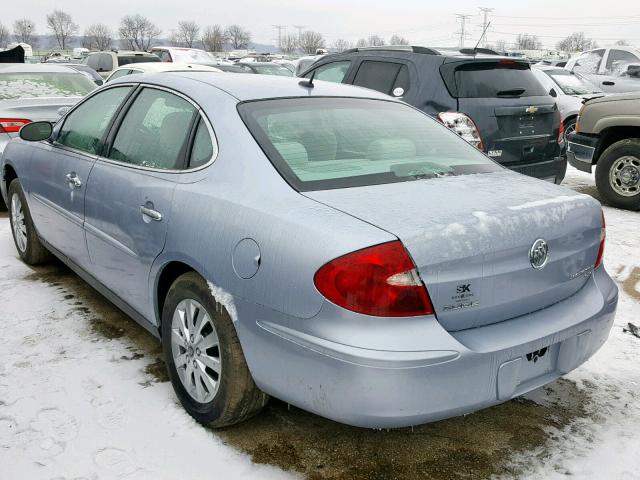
[8,179,51,264]
[595,138,640,211]
[161,272,268,428]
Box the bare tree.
[0,22,9,48]
[119,14,161,51]
[389,34,409,45]
[515,33,542,50]
[225,25,251,49]
[355,38,367,48]
[175,20,200,48]
[615,39,629,46]
[13,18,36,45]
[556,32,597,52]
[331,38,352,53]
[367,35,386,47]
[82,23,112,50]
[280,34,299,54]
[46,10,78,50]
[298,30,325,54]
[202,25,227,52]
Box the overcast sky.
[3,0,640,48]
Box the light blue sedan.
[0,73,618,428]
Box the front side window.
[107,69,133,82]
[573,50,605,74]
[605,49,640,76]
[239,97,500,191]
[108,88,197,170]
[309,61,351,83]
[353,61,409,96]
[57,86,132,154]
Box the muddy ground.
[18,250,597,480]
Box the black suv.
[301,46,566,183]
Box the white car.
[565,46,640,93]
[105,62,222,83]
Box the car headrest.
[273,142,309,167]
[367,138,417,162]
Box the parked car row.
[1,71,617,429]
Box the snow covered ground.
[0,166,638,480]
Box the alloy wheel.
[10,193,27,253]
[609,155,640,197]
[170,298,221,403]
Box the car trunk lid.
[305,171,603,331]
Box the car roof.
[136,71,396,102]
[333,45,509,60]
[0,63,80,73]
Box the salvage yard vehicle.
[150,47,217,64]
[532,65,604,142]
[82,50,161,78]
[104,62,222,82]
[567,92,640,210]
[1,74,617,428]
[565,47,640,94]
[0,63,96,208]
[302,46,567,184]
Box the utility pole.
[273,25,286,50]
[293,25,306,40]
[478,7,493,47]
[455,14,472,48]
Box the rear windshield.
[239,98,501,191]
[250,64,293,76]
[453,62,547,98]
[117,55,161,66]
[169,49,215,63]
[546,69,602,95]
[0,72,96,99]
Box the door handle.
[603,81,615,86]
[65,172,82,188]
[140,205,163,222]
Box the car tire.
[8,179,51,265]
[563,117,577,144]
[595,138,640,211]
[161,271,268,428]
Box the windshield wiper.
[496,88,526,97]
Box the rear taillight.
[558,112,565,144]
[437,112,484,150]
[314,241,434,317]
[595,210,606,269]
[0,118,31,134]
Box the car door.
[83,86,200,319]
[26,86,134,267]
[599,48,640,93]
[571,49,607,90]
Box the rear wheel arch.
[3,164,18,194]
[155,261,199,332]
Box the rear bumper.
[507,155,567,184]
[236,267,618,428]
[567,132,599,173]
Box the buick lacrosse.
[1,73,618,428]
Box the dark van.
[301,46,566,183]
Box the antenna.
[298,69,316,89]
[478,7,494,48]
[473,21,492,52]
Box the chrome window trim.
[95,83,219,174]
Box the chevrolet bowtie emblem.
[525,106,539,114]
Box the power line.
[293,25,306,40]
[478,7,493,47]
[455,14,472,48]
[273,25,286,49]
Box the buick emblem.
[529,239,549,270]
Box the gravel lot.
[0,166,638,480]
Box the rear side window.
[108,88,197,170]
[353,61,410,97]
[58,86,132,154]
[85,54,100,70]
[189,118,214,168]
[452,62,547,98]
[309,61,351,83]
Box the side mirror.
[626,64,640,77]
[549,88,558,98]
[57,106,71,117]
[19,121,53,142]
